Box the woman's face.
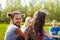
[12,14,22,26]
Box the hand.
[57,36,60,38]
[48,34,53,39]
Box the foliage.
[0,0,60,23]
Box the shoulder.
[57,26,60,29]
[49,26,54,32]
[50,26,54,29]
[58,26,60,28]
[12,24,19,28]
[21,25,26,30]
[8,24,19,30]
[21,25,26,28]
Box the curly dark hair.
[25,10,47,40]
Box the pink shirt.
[37,32,40,40]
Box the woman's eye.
[20,18,21,20]
[16,18,18,20]
[15,18,21,20]
[28,20,29,22]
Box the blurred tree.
[0,0,60,23]
[0,4,2,23]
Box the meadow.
[0,24,7,40]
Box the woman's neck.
[13,23,20,28]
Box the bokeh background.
[0,0,60,40]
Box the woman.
[21,17,32,34]
[25,10,47,40]
[4,11,25,40]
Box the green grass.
[44,26,51,32]
[0,24,7,40]
[45,22,60,26]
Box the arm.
[43,30,48,36]
[43,30,52,38]
[50,32,60,38]
[15,28,25,38]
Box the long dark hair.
[34,10,46,40]
[25,10,47,40]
